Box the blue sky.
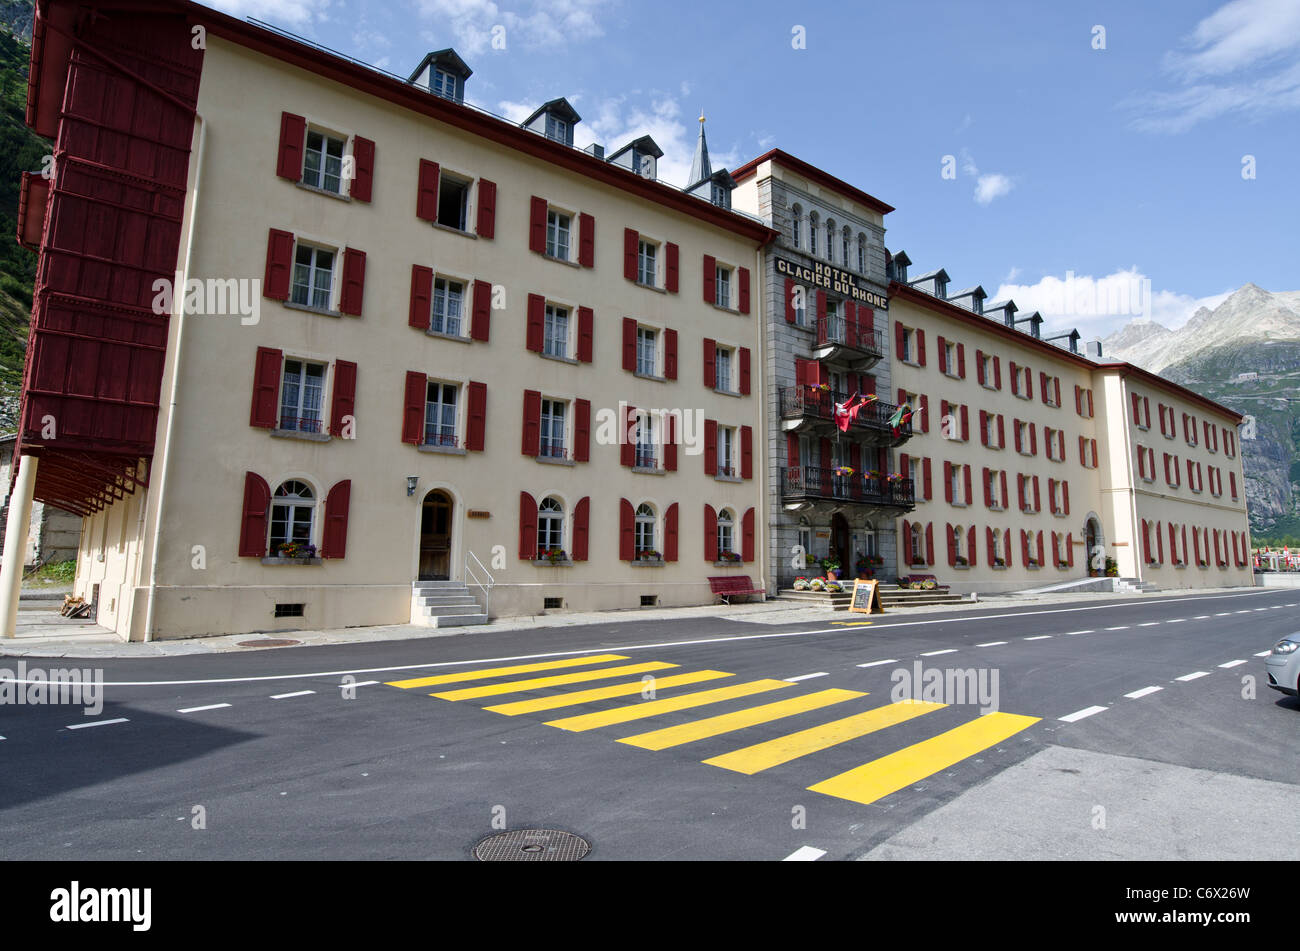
[205,0,1300,338]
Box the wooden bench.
[708,575,766,604]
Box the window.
[636,327,657,376]
[901,328,915,364]
[952,524,966,563]
[279,359,326,433]
[637,239,658,286]
[980,354,995,389]
[291,244,334,309]
[842,227,850,266]
[546,210,571,260]
[635,503,656,555]
[857,234,867,273]
[808,212,819,256]
[437,174,470,230]
[545,114,568,143]
[943,341,957,377]
[991,528,1008,567]
[302,130,345,193]
[791,204,802,249]
[826,220,836,262]
[715,264,732,308]
[715,346,733,392]
[717,508,735,558]
[951,464,965,505]
[1016,420,1032,455]
[910,523,925,564]
[431,277,464,335]
[424,381,458,447]
[718,427,736,477]
[432,68,457,100]
[988,469,1005,509]
[537,496,564,553]
[269,480,314,553]
[635,414,657,469]
[540,399,567,459]
[544,304,569,358]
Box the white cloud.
[991,267,1232,337]
[415,0,615,55]
[1131,0,1300,132]
[959,149,1014,205]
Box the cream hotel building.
[4,0,1252,641]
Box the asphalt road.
[1,588,1297,861]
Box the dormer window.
[711,183,730,208]
[545,114,568,143]
[432,68,458,100]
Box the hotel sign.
[775,257,888,310]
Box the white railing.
[465,549,495,619]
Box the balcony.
[815,316,883,369]
[782,466,915,510]
[778,387,912,446]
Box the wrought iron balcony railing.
[778,387,912,437]
[816,316,884,357]
[781,466,915,507]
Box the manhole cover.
[235,638,301,648]
[473,829,590,862]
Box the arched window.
[717,508,735,558]
[842,226,851,266]
[537,496,564,554]
[790,203,803,249]
[952,524,966,564]
[825,219,836,262]
[862,522,877,558]
[808,212,819,256]
[857,233,868,273]
[910,523,924,564]
[270,480,315,554]
[991,528,1004,566]
[635,503,657,555]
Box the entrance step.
[410,581,489,627]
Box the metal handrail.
[465,549,495,619]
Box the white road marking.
[1217,660,1247,668]
[67,718,129,730]
[856,659,898,668]
[1061,630,1093,636]
[786,672,829,682]
[1255,651,1273,657]
[1193,615,1210,619]
[1125,686,1163,699]
[58,590,1286,688]
[178,703,231,714]
[1236,610,1252,615]
[1215,613,1232,617]
[270,690,315,700]
[1166,619,1186,624]
[783,846,827,861]
[921,649,958,657]
[976,641,1008,647]
[1176,672,1211,682]
[1105,626,1129,631]
[1269,605,1282,609]
[342,681,379,688]
[1138,622,1160,627]
[1060,706,1108,723]
[1253,608,1269,612]
[1024,635,1052,641]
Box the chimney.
[585,143,605,160]
[1085,340,1103,359]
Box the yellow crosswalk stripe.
[432,662,677,700]
[703,700,946,775]
[807,711,1040,805]
[386,654,629,689]
[484,670,733,716]
[545,680,794,732]
[619,688,867,751]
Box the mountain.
[1103,284,1300,545]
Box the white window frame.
[546,208,572,261]
[544,303,570,359]
[537,496,565,554]
[301,127,347,194]
[291,241,337,310]
[540,398,568,460]
[637,238,659,287]
[278,357,328,434]
[431,276,466,336]
[634,503,657,555]
[718,426,736,478]
[424,380,460,448]
[715,263,732,309]
[714,345,733,392]
[717,508,735,558]
[636,326,658,377]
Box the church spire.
[688,111,712,188]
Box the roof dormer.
[1013,310,1043,339]
[1044,329,1082,353]
[908,268,950,299]
[608,135,664,180]
[886,249,911,284]
[522,98,581,146]
[946,285,987,314]
[983,299,1018,326]
[408,49,472,104]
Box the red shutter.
[621,405,637,467]
[926,523,935,566]
[471,279,491,341]
[937,336,948,373]
[1037,532,1046,567]
[1040,371,1049,404]
[250,347,283,429]
[476,179,496,237]
[703,254,716,303]
[519,492,538,561]
[894,321,904,354]
[1048,478,1057,514]
[263,228,294,301]
[916,329,926,366]
[409,264,433,329]
[738,267,751,314]
[983,467,993,507]
[968,526,977,567]
[963,465,972,505]
[1033,476,1041,512]
[349,136,375,202]
[1021,530,1031,566]
[577,307,594,362]
[339,248,367,316]
[844,301,857,347]
[923,458,933,500]
[402,371,426,444]
[623,228,639,280]
[987,527,996,566]
[322,480,352,558]
[1141,520,1151,563]
[920,395,930,433]
[239,472,271,557]
[1010,362,1019,396]
[665,503,679,562]
[739,347,751,395]
[703,338,716,388]
[417,160,440,221]
[665,414,678,472]
[329,360,357,437]
[786,278,797,323]
[997,414,1006,449]
[961,405,970,442]
[1029,424,1038,456]
[578,213,595,267]
[902,520,913,564]
[465,381,486,451]
[742,508,756,562]
[1018,473,1026,511]
[622,317,637,370]
[1087,390,1093,417]
[704,418,718,474]
[741,425,753,479]
[1131,392,1141,424]
[1000,471,1008,509]
[574,399,591,463]
[666,242,679,293]
[957,344,966,379]
[993,357,1002,390]
[946,524,957,566]
[527,294,546,353]
[664,329,678,380]
[859,306,874,335]
[619,499,635,560]
[1054,377,1060,407]
[704,505,719,562]
[529,196,547,252]
[787,432,800,469]
[1063,482,1070,515]
[573,497,590,561]
[1075,385,1082,415]
[976,349,985,385]
[1014,419,1022,453]
[522,391,542,456]
[944,461,954,503]
[275,112,306,180]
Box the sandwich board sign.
[849,579,884,614]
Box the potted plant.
[821,555,841,580]
[825,581,844,593]
[276,542,317,561]
[793,576,810,591]
[636,549,662,562]
[1104,557,1119,577]
[809,577,826,591]
[954,555,968,567]
[718,550,742,563]
[541,548,568,564]
[992,557,1006,568]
